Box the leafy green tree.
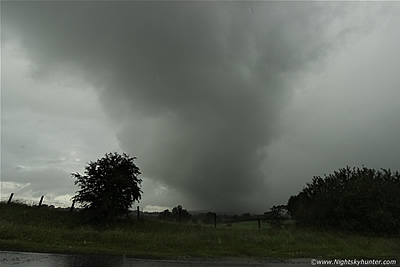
[287,166,400,234]
[71,152,142,223]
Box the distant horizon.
[1,193,282,214]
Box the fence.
[1,192,72,209]
[2,192,285,230]
[146,211,281,231]
[2,192,144,218]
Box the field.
[1,203,399,260]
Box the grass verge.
[1,203,399,259]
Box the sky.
[1,1,400,213]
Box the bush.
[287,166,400,234]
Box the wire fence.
[1,192,289,230]
[0,193,71,208]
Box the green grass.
[1,203,399,259]
[220,219,295,230]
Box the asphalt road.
[3,250,397,267]
[0,251,320,267]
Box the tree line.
[287,166,400,234]
[70,152,400,234]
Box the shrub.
[287,166,400,234]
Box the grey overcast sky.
[1,1,400,213]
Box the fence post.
[137,206,140,220]
[258,218,261,231]
[38,196,44,207]
[7,193,14,204]
[70,200,75,212]
[214,212,217,228]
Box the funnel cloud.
[2,2,400,212]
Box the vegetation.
[2,165,399,259]
[1,202,399,259]
[264,205,289,227]
[287,166,400,234]
[71,152,142,223]
[203,212,217,225]
[158,205,192,222]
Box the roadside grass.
[1,203,399,259]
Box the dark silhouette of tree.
[159,209,172,221]
[159,206,192,222]
[172,205,192,222]
[264,205,288,226]
[71,152,142,223]
[203,212,215,225]
[287,166,400,234]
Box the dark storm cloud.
[2,2,369,211]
